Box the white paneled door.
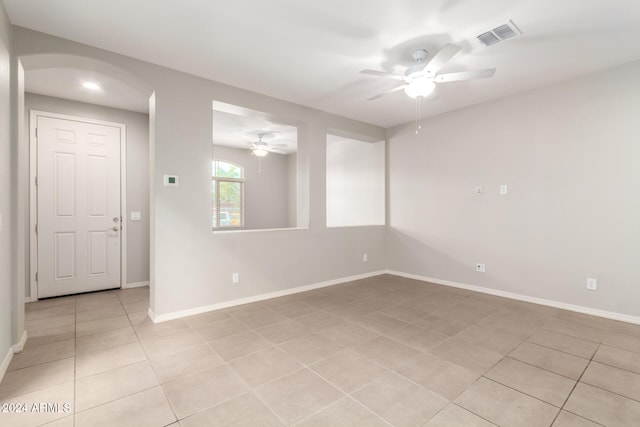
[37,115,122,298]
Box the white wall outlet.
[475,186,484,196]
[363,253,368,262]
[500,185,508,195]
[475,263,486,273]
[232,273,239,284]
[163,175,179,187]
[586,278,597,291]
[130,211,141,221]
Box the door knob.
[113,217,119,223]
[112,226,119,232]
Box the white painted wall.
[24,93,150,289]
[12,59,25,346]
[13,26,639,324]
[0,1,13,370]
[13,27,387,318]
[212,145,292,230]
[326,135,385,227]
[387,60,640,317]
[287,153,297,228]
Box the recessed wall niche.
[326,133,385,227]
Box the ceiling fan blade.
[434,68,495,83]
[266,147,286,154]
[368,84,407,100]
[269,143,287,148]
[360,69,406,81]
[423,44,462,75]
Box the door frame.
[29,110,127,301]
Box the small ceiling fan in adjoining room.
[248,132,287,157]
[361,43,496,100]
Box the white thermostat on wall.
[163,175,179,187]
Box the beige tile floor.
[1,274,640,426]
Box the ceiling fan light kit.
[248,132,287,157]
[360,44,496,102]
[404,78,436,98]
[360,43,497,133]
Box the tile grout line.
[548,340,601,426]
[501,354,585,382]
[451,403,500,426]
[188,310,395,425]
[14,283,640,426]
[182,315,290,425]
[230,369,293,427]
[129,298,181,425]
[575,374,640,404]
[73,292,169,423]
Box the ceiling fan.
[361,44,495,100]
[248,133,286,157]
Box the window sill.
[212,227,309,234]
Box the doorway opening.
[20,54,153,301]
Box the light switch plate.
[130,211,141,221]
[500,185,508,195]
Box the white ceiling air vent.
[477,20,522,47]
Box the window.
[212,160,244,228]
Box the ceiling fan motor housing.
[412,49,428,62]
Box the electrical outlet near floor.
[475,263,486,273]
[363,253,368,262]
[232,273,239,284]
[586,277,597,291]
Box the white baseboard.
[150,270,386,323]
[148,268,640,326]
[0,331,28,383]
[387,270,640,325]
[13,331,28,353]
[123,281,150,289]
[24,297,35,303]
[0,346,13,384]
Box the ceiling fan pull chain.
[415,96,423,134]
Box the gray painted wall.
[212,144,292,230]
[0,2,12,363]
[24,93,150,290]
[13,27,387,317]
[387,60,640,317]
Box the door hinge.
[35,176,38,186]
[35,224,38,234]
[35,128,38,138]
[35,272,38,282]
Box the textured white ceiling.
[7,0,640,127]
[212,109,298,154]
[25,67,149,113]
